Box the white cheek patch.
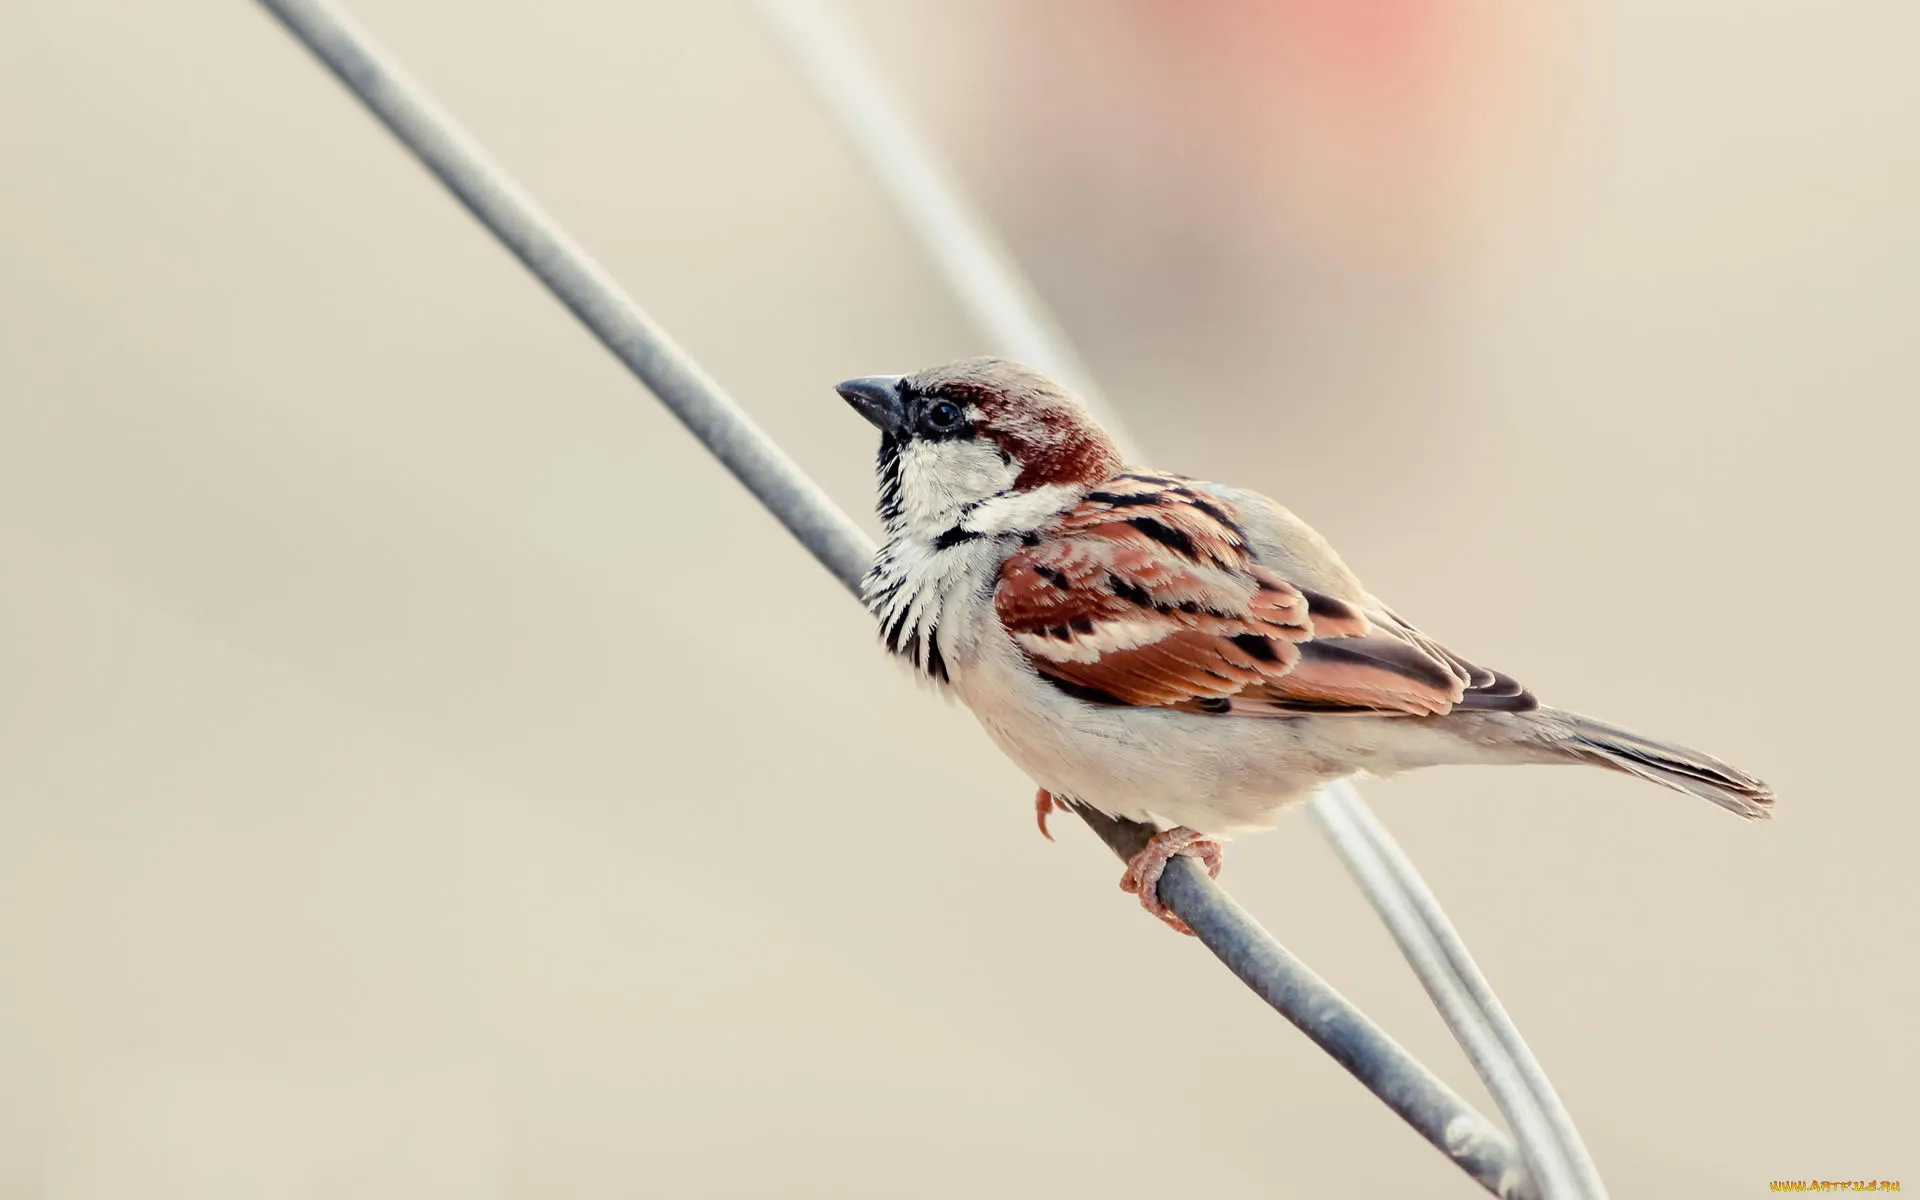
[896,439,1020,534]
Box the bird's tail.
[1547,708,1775,820]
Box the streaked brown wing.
[996,474,1534,717]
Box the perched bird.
[838,358,1772,933]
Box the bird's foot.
[1035,789,1060,841]
[1119,826,1223,936]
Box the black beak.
[836,375,907,436]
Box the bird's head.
[836,357,1121,537]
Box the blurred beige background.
[1,1,1915,1196]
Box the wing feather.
[996,475,1535,717]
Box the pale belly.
[950,634,1403,837]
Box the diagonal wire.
[751,2,1608,1198]
[1313,782,1609,1198]
[251,0,1539,1193]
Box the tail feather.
[1556,711,1775,820]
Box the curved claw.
[1035,789,1058,842]
[1118,826,1223,936]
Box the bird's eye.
[925,401,963,431]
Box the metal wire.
[1314,784,1610,1199]
[751,2,1608,1197]
[751,0,1112,423]
[253,0,1542,1192]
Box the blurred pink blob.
[994,0,1572,272]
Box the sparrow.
[837,357,1773,933]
